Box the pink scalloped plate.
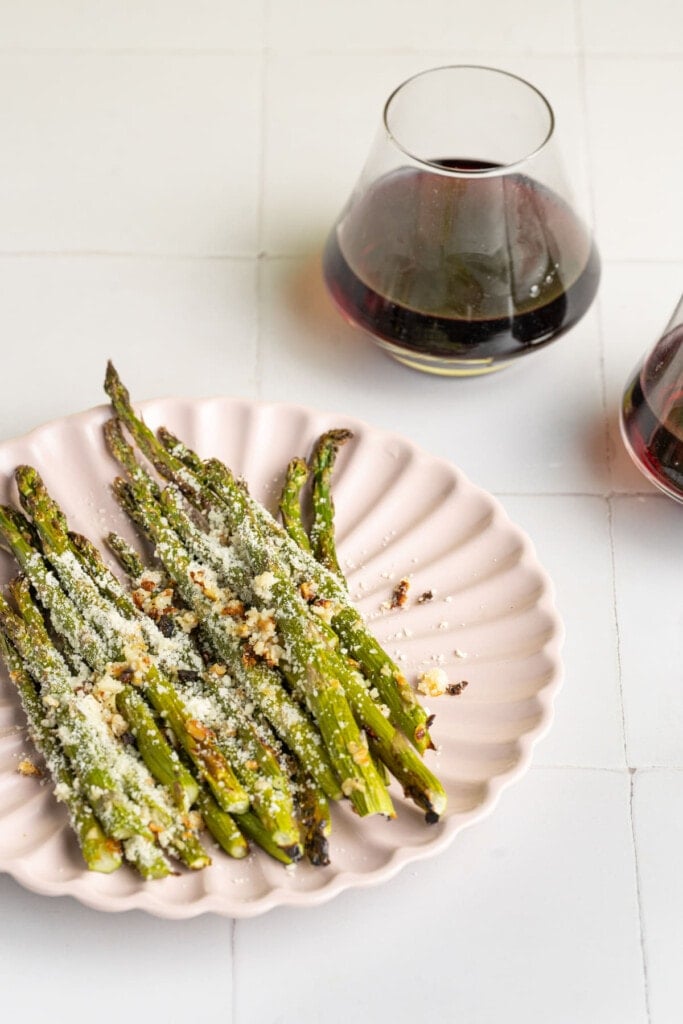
[0,398,563,918]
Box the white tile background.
[0,1,682,1022]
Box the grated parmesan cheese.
[252,571,277,601]
[416,668,449,697]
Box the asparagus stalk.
[106,532,146,581]
[68,530,139,620]
[109,476,342,805]
[115,684,199,812]
[193,463,395,817]
[194,788,248,860]
[207,715,301,855]
[295,771,331,867]
[308,429,352,583]
[0,505,111,673]
[14,467,249,817]
[233,810,298,866]
[93,526,301,863]
[145,415,433,754]
[0,628,123,874]
[278,458,312,554]
[213,462,446,817]
[283,437,440,809]
[122,470,394,818]
[7,576,210,869]
[103,482,314,852]
[203,459,433,753]
[8,509,300,864]
[0,592,172,878]
[110,587,304,863]
[68,528,205,675]
[128,660,250,817]
[104,364,445,813]
[105,363,199,497]
[103,379,444,815]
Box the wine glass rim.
[382,64,556,176]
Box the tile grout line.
[573,0,617,500]
[606,493,651,1022]
[530,764,628,774]
[492,490,664,499]
[254,259,264,401]
[253,24,269,402]
[5,47,682,59]
[605,498,629,779]
[574,0,633,779]
[261,0,271,51]
[629,770,653,1023]
[536,763,683,772]
[574,0,599,252]
[0,251,261,261]
[231,917,238,1024]
[0,47,266,56]
[255,32,268,257]
[592,52,649,970]
[0,46,581,58]
[0,250,681,267]
[233,0,263,946]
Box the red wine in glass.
[621,323,683,501]
[324,158,600,373]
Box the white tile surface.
[632,770,683,1023]
[263,53,590,256]
[598,260,683,493]
[0,1,265,50]
[235,769,646,1024]
[0,257,258,441]
[582,0,683,54]
[502,496,624,768]
[0,55,261,254]
[611,496,683,766]
[259,258,608,494]
[585,58,683,261]
[0,1,680,1017]
[267,0,578,54]
[0,873,233,1023]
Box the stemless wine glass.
[323,65,600,376]
[620,295,683,502]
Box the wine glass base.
[370,335,510,377]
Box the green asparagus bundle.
[0,362,448,880]
[106,531,332,867]
[0,580,201,878]
[103,363,446,817]
[105,363,434,754]
[0,480,304,872]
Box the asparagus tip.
[104,359,123,397]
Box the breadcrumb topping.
[17,757,42,778]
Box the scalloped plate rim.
[0,396,564,918]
